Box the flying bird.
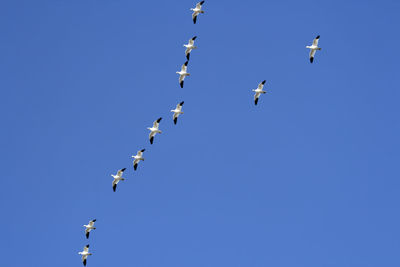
[83,219,96,239]
[132,149,145,171]
[252,80,267,105]
[78,244,92,266]
[148,118,162,144]
[184,36,197,60]
[176,61,190,88]
[171,101,184,125]
[191,1,205,24]
[306,35,321,63]
[111,168,126,192]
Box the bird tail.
[317,48,322,50]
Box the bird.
[252,80,267,105]
[171,101,184,125]
[83,219,96,239]
[306,35,321,63]
[132,149,145,171]
[111,168,126,192]
[184,36,197,60]
[176,61,190,88]
[78,244,92,266]
[148,118,162,144]
[191,1,205,24]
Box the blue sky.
[1,0,400,266]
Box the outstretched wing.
[309,49,316,63]
[196,1,204,9]
[192,13,197,24]
[312,35,320,46]
[257,80,266,90]
[117,168,126,176]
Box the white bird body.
[171,101,184,125]
[83,219,96,239]
[176,61,190,88]
[191,1,205,24]
[111,168,126,192]
[78,245,92,266]
[148,118,162,144]
[252,80,267,105]
[184,36,197,60]
[132,149,145,171]
[306,35,321,63]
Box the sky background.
[1,0,400,266]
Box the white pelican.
[83,219,96,239]
[252,80,266,105]
[111,168,126,192]
[176,61,190,88]
[171,101,184,125]
[148,118,162,144]
[184,36,197,60]
[306,35,321,63]
[78,244,92,266]
[191,1,205,24]
[132,149,145,171]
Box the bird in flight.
[171,101,184,125]
[148,118,162,144]
[111,168,126,192]
[191,1,205,24]
[176,61,190,88]
[78,244,92,266]
[83,219,96,239]
[252,80,267,105]
[184,36,197,60]
[306,35,321,63]
[132,149,145,171]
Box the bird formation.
[76,1,322,265]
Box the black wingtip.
[86,232,89,239]
[255,99,258,105]
[192,36,197,40]
[200,0,204,4]
[121,168,126,172]
[150,137,154,144]
[262,80,266,84]
[316,35,320,39]
[180,101,184,105]
[134,164,137,171]
[184,61,188,66]
[83,259,87,266]
[157,117,162,122]
[310,57,314,63]
[174,118,177,125]
[113,184,116,192]
[193,17,197,24]
[186,53,190,61]
[92,219,96,222]
[141,149,145,152]
[86,244,90,248]
[180,81,184,88]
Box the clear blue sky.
[1,0,399,266]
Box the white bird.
[83,219,96,239]
[111,168,126,192]
[252,80,267,106]
[78,244,92,266]
[132,149,145,171]
[184,36,197,60]
[171,101,184,125]
[148,117,162,144]
[176,61,190,88]
[191,1,205,24]
[306,35,321,63]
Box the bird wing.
[88,220,95,227]
[181,62,187,72]
[117,168,126,176]
[179,75,185,84]
[254,92,260,101]
[309,49,316,59]
[84,245,89,252]
[196,1,204,9]
[173,112,179,120]
[312,36,320,46]
[176,103,183,110]
[137,150,143,157]
[149,131,156,139]
[192,13,197,24]
[153,121,159,128]
[257,80,266,90]
[185,47,191,56]
[133,158,140,165]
